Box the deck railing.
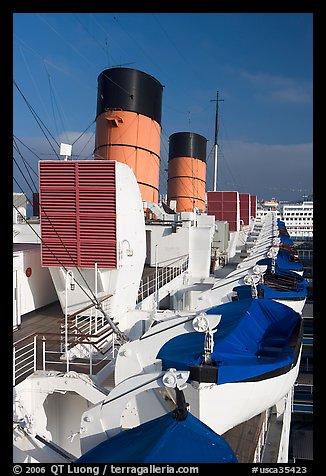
[137,255,189,303]
[13,324,116,386]
[13,256,189,386]
[59,293,112,352]
[13,335,37,385]
[13,293,115,386]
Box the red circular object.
[25,267,32,278]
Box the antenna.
[210,91,224,192]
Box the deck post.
[42,336,46,371]
[33,335,37,372]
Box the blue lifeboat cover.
[257,250,303,272]
[279,234,294,245]
[234,282,307,300]
[75,411,237,463]
[234,267,308,300]
[232,285,255,299]
[271,267,306,281]
[264,267,307,298]
[157,299,301,384]
[277,219,286,228]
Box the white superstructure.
[13,243,58,329]
[281,201,313,239]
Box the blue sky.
[13,12,313,203]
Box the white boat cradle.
[76,370,237,463]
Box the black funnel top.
[96,68,163,124]
[169,132,207,163]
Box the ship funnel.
[95,68,163,203]
[167,132,207,212]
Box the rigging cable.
[18,43,53,127]
[13,177,92,295]
[89,13,133,67]
[73,132,95,161]
[36,14,134,98]
[45,67,63,142]
[13,139,38,191]
[13,178,100,305]
[13,135,44,168]
[72,119,96,146]
[14,80,61,160]
[13,157,37,196]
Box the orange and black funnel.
[167,132,207,212]
[95,68,163,203]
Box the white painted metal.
[13,246,57,318]
[13,371,108,460]
[13,268,20,329]
[184,347,302,435]
[13,222,41,243]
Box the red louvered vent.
[39,161,117,268]
[239,193,250,226]
[250,195,257,218]
[207,191,239,232]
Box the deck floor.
[13,301,110,384]
[13,300,63,343]
[223,413,264,463]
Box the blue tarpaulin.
[234,267,308,300]
[279,234,294,245]
[157,299,300,385]
[257,250,303,272]
[277,219,286,228]
[264,266,307,283]
[75,411,238,463]
[233,282,307,300]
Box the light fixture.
[192,313,209,333]
[253,265,262,275]
[162,369,177,388]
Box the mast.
[211,91,224,192]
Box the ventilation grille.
[207,191,239,232]
[39,161,117,268]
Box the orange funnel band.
[95,110,161,202]
[168,156,206,212]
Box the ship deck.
[13,259,313,463]
[223,413,265,463]
[13,255,243,345]
[13,300,63,342]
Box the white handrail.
[13,340,35,386]
[137,255,189,303]
[13,316,118,386]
